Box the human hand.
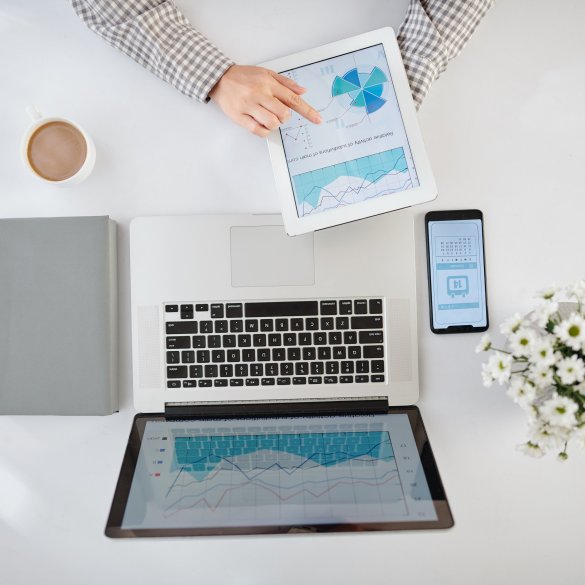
[209,64,322,137]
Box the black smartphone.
[425,209,489,334]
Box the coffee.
[27,121,87,181]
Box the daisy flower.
[539,395,579,428]
[484,354,513,386]
[554,313,585,351]
[475,334,492,353]
[499,313,525,336]
[529,337,557,367]
[555,355,585,385]
[508,328,537,358]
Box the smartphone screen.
[425,210,488,333]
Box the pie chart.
[332,66,388,114]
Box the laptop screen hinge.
[164,396,389,419]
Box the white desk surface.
[2,1,585,583]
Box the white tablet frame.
[261,27,437,236]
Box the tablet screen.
[279,44,420,218]
[112,411,449,535]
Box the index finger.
[276,87,322,125]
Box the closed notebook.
[0,216,118,415]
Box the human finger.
[249,106,281,132]
[269,70,306,95]
[260,96,292,124]
[276,88,322,124]
[238,114,270,138]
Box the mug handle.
[26,105,42,122]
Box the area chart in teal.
[332,66,388,114]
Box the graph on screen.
[163,431,406,524]
[278,44,419,218]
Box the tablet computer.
[105,406,453,537]
[262,27,437,236]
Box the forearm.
[71,0,233,102]
[397,0,495,108]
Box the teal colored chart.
[293,147,410,215]
[332,66,388,114]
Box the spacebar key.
[245,301,319,317]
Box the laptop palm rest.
[230,225,315,287]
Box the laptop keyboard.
[164,298,385,389]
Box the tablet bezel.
[261,27,437,236]
[105,406,453,537]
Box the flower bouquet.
[477,281,585,459]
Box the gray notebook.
[0,216,118,415]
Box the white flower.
[556,355,585,385]
[568,280,585,303]
[528,363,554,388]
[539,395,579,428]
[508,328,537,358]
[528,422,569,449]
[475,334,492,353]
[531,300,559,328]
[483,353,513,386]
[554,313,585,351]
[517,441,545,458]
[506,376,536,406]
[529,337,557,367]
[500,313,525,336]
[574,381,585,396]
[536,284,559,301]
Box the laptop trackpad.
[230,226,315,287]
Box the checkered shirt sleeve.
[71,0,234,103]
[72,0,493,107]
[397,0,495,108]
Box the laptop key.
[272,348,286,361]
[189,365,203,378]
[320,300,337,315]
[212,350,225,362]
[214,320,228,333]
[226,303,243,318]
[305,317,319,330]
[369,299,383,314]
[324,376,338,384]
[167,380,181,388]
[245,319,259,332]
[213,379,228,387]
[243,349,256,362]
[321,317,334,330]
[364,345,384,359]
[230,320,244,333]
[291,318,304,331]
[308,377,322,384]
[252,333,266,346]
[336,317,349,330]
[352,316,383,329]
[245,301,318,317]
[210,304,224,318]
[326,362,339,374]
[359,331,384,344]
[302,347,316,360]
[246,378,259,386]
[167,366,187,378]
[287,347,301,361]
[223,335,236,348]
[276,319,288,331]
[354,300,368,314]
[295,362,309,375]
[283,333,297,346]
[181,350,195,364]
[207,335,221,348]
[200,320,213,333]
[220,364,233,377]
[356,375,369,383]
[260,319,273,332]
[293,377,306,384]
[183,380,197,388]
[339,300,352,314]
[195,304,208,312]
[192,335,206,348]
[280,363,293,376]
[261,378,275,386]
[341,361,354,374]
[199,379,212,387]
[165,305,179,313]
[343,331,357,344]
[277,377,291,385]
[268,334,282,346]
[227,349,240,362]
[251,364,263,376]
[298,332,312,345]
[333,346,346,359]
[371,375,385,383]
[205,365,218,378]
[196,350,210,363]
[314,332,326,345]
[310,362,324,375]
[237,334,251,347]
[230,379,244,386]
[340,376,353,383]
[166,351,180,364]
[257,349,270,361]
[348,346,361,359]
[372,360,385,373]
[236,364,248,377]
[166,336,190,349]
[318,347,331,360]
[166,321,198,334]
[356,361,369,374]
[266,363,278,376]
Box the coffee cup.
[21,106,96,185]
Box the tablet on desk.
[262,28,437,235]
[106,406,453,537]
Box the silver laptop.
[130,212,418,413]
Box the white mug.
[21,106,96,185]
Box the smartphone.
[425,209,488,334]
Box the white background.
[1,1,585,584]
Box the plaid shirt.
[72,0,493,108]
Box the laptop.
[130,212,418,412]
[105,212,453,536]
